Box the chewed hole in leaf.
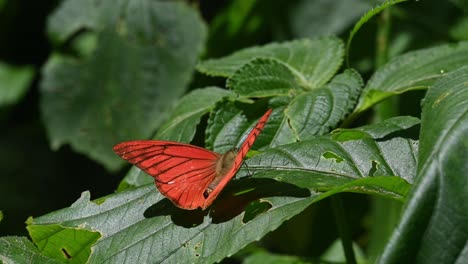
[242,200,272,223]
[369,160,379,176]
[61,248,72,259]
[322,151,344,163]
[92,197,106,205]
[331,130,367,141]
[194,242,202,250]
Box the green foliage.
[378,66,468,264]
[0,237,62,264]
[27,223,101,263]
[0,63,34,107]
[40,0,207,170]
[1,0,467,263]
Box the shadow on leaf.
[144,177,310,227]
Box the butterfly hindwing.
[113,140,220,209]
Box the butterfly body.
[113,109,272,210]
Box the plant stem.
[331,195,357,264]
[375,8,399,122]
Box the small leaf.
[155,87,236,142]
[0,236,62,264]
[354,41,468,114]
[0,63,34,107]
[286,69,363,140]
[228,58,303,97]
[198,37,344,89]
[346,0,409,65]
[205,105,249,153]
[27,223,101,264]
[379,66,468,263]
[40,0,207,170]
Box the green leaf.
[27,116,418,263]
[27,223,101,264]
[0,236,63,264]
[286,69,363,140]
[244,250,310,264]
[378,66,468,263]
[197,37,344,89]
[289,0,371,38]
[154,87,236,142]
[267,97,297,148]
[117,166,153,192]
[227,58,303,97]
[354,42,468,114]
[244,116,419,200]
[205,103,274,154]
[205,105,250,153]
[346,0,409,66]
[40,0,207,170]
[0,63,34,107]
[46,0,120,43]
[321,240,366,264]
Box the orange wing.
[113,140,221,209]
[113,109,273,210]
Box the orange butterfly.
[113,109,272,210]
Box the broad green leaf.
[0,236,62,264]
[28,116,417,263]
[154,87,236,142]
[197,37,344,90]
[286,69,363,140]
[0,63,34,107]
[378,66,468,263]
[289,0,371,38]
[227,58,303,97]
[40,0,206,170]
[244,116,419,197]
[27,223,101,264]
[353,42,468,114]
